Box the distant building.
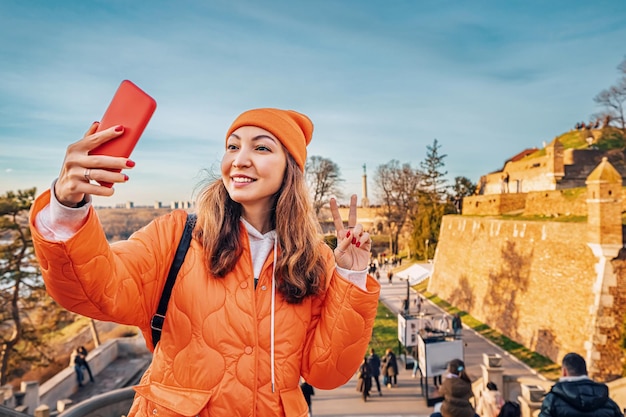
[170,201,193,209]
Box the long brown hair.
[447,358,471,383]
[194,155,326,303]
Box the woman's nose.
[232,148,251,167]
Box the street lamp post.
[400,276,411,316]
[406,277,410,315]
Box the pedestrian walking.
[367,348,382,396]
[356,357,372,402]
[452,313,462,339]
[381,348,398,387]
[538,352,622,417]
[411,345,419,378]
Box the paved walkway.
[68,263,541,416]
[309,263,541,416]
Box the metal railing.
[58,387,134,417]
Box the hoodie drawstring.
[271,237,277,393]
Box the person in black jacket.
[300,378,315,417]
[538,352,623,417]
[356,357,372,402]
[77,345,95,383]
[367,348,382,396]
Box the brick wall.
[429,216,625,377]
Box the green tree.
[450,176,477,214]
[411,195,451,260]
[0,188,65,385]
[419,138,448,203]
[411,139,453,260]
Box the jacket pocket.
[134,383,212,417]
[279,386,309,417]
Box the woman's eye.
[256,145,271,152]
[227,144,238,150]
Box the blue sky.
[1,1,625,207]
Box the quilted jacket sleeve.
[301,243,380,389]
[29,190,187,333]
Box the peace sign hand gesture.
[330,194,371,271]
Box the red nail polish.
[126,160,136,168]
[356,242,361,248]
[352,237,356,244]
[115,125,124,132]
[123,174,129,181]
[346,231,351,238]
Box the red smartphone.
[89,80,157,187]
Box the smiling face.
[221,126,287,227]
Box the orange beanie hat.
[226,108,313,171]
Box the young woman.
[381,348,398,387]
[432,358,477,417]
[30,108,380,416]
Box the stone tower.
[586,157,622,246]
[361,163,369,208]
[584,157,624,380]
[545,138,565,183]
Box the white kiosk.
[416,331,463,406]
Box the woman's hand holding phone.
[54,123,134,207]
[54,80,156,207]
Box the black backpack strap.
[150,213,197,348]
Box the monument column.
[361,163,370,208]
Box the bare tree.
[593,56,626,130]
[0,188,64,385]
[305,156,343,216]
[374,160,422,255]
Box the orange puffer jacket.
[30,191,380,417]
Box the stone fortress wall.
[463,187,626,217]
[429,215,626,380]
[430,132,626,381]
